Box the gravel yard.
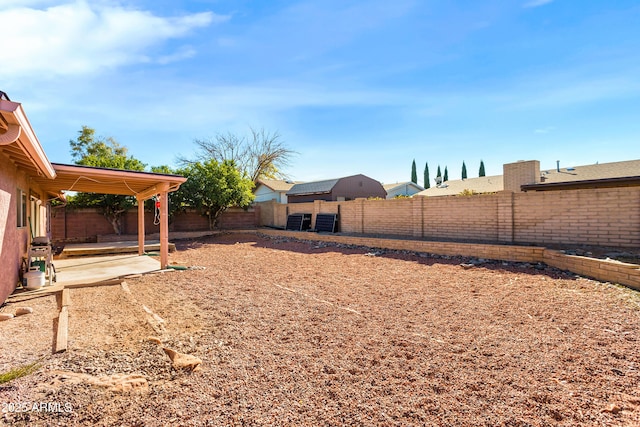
[1,232,639,426]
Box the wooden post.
[55,306,68,353]
[159,184,170,269]
[137,196,145,256]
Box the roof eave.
[522,176,640,191]
[287,190,332,197]
[0,99,56,179]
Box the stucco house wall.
[254,184,289,204]
[0,150,47,303]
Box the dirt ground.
[1,232,639,426]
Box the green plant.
[458,189,478,196]
[0,361,40,385]
[411,159,417,184]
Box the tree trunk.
[108,215,123,235]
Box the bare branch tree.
[187,127,296,183]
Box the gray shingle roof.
[416,175,503,197]
[257,179,297,192]
[540,159,640,184]
[287,178,341,196]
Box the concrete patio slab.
[54,254,161,286]
[6,254,162,303]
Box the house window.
[17,188,27,228]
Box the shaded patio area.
[54,254,161,287]
[7,252,162,303]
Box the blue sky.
[2,0,639,185]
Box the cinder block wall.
[422,195,499,241]
[257,186,640,249]
[51,207,260,242]
[514,187,640,246]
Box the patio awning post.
[136,196,145,256]
[159,183,170,269]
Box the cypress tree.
[436,165,442,185]
[462,161,467,180]
[479,160,486,177]
[444,166,449,182]
[411,159,417,184]
[424,162,430,189]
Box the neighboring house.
[416,159,640,197]
[287,174,386,203]
[254,179,297,204]
[521,159,640,191]
[416,175,503,197]
[0,92,186,304]
[383,182,425,198]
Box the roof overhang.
[31,163,187,200]
[521,176,640,191]
[287,190,332,196]
[0,99,56,179]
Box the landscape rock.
[52,371,149,393]
[601,403,622,414]
[0,313,14,321]
[147,336,163,345]
[15,307,34,316]
[163,347,202,371]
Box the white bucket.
[24,269,45,290]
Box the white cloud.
[534,126,555,134]
[0,1,226,78]
[523,0,554,8]
[157,46,197,65]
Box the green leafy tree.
[411,159,417,184]
[462,161,467,180]
[69,126,146,235]
[444,166,449,182]
[479,160,486,177]
[177,159,254,230]
[190,127,296,184]
[423,162,430,189]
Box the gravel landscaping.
[1,232,639,426]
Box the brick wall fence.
[258,187,640,248]
[51,206,260,243]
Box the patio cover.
[30,163,187,269]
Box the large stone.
[15,307,33,316]
[98,373,149,393]
[0,313,14,321]
[163,347,202,371]
[53,371,149,393]
[147,336,163,345]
